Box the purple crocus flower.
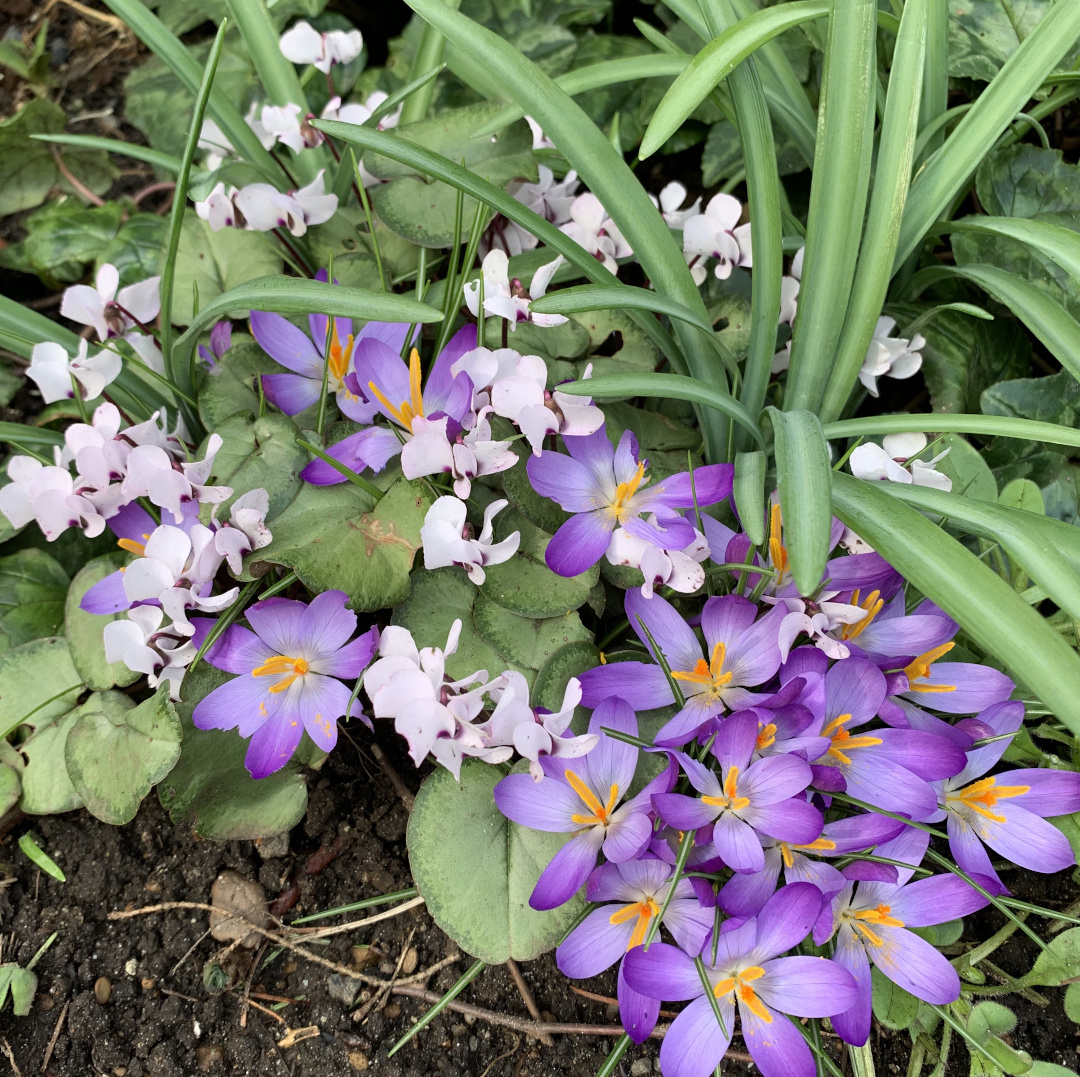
[526,427,733,577]
[493,697,673,911]
[719,811,906,917]
[928,700,1080,895]
[301,325,476,484]
[557,856,713,1043]
[793,652,967,821]
[814,827,991,1046]
[624,883,859,1077]
[198,320,233,368]
[193,590,378,778]
[251,268,417,421]
[580,590,784,746]
[653,712,823,874]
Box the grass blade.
[388,958,485,1057]
[529,283,738,381]
[819,0,928,423]
[31,134,182,172]
[784,0,878,413]
[895,0,1080,269]
[0,294,80,355]
[831,471,1080,736]
[312,118,689,382]
[698,0,783,449]
[822,413,1080,450]
[641,1,829,159]
[0,422,64,450]
[397,0,726,461]
[765,408,832,596]
[100,0,284,182]
[19,833,66,882]
[559,372,764,449]
[159,19,227,433]
[867,481,1080,622]
[226,0,327,183]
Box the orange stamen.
[118,538,146,556]
[842,589,884,641]
[566,769,619,826]
[607,460,648,523]
[903,642,957,694]
[947,775,1030,824]
[756,722,777,750]
[327,322,355,385]
[848,903,905,947]
[821,713,883,766]
[252,654,310,694]
[769,502,788,576]
[368,349,425,432]
[609,897,661,950]
[671,641,733,699]
[713,967,771,1023]
[702,765,750,812]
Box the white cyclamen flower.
[27,339,121,404]
[61,264,161,341]
[462,251,567,328]
[560,193,632,274]
[606,522,710,599]
[850,432,952,491]
[279,20,363,73]
[651,181,702,229]
[0,455,105,541]
[682,193,752,284]
[859,316,925,397]
[421,496,519,584]
[103,606,198,699]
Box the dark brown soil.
[0,721,1077,1077]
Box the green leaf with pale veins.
[0,548,69,653]
[65,556,141,691]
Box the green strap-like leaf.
[765,408,833,596]
[917,0,949,157]
[0,294,80,358]
[820,0,928,424]
[100,0,284,183]
[733,450,767,547]
[947,217,1080,285]
[31,134,182,173]
[400,0,461,124]
[398,0,726,461]
[822,413,1080,450]
[558,372,764,449]
[784,0,878,413]
[313,120,688,376]
[867,481,1080,623]
[529,284,738,381]
[831,471,1080,734]
[895,0,1080,268]
[172,278,444,357]
[0,422,64,450]
[641,1,829,159]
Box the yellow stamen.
[780,843,794,868]
[848,903,905,950]
[756,722,777,750]
[903,642,957,693]
[327,322,355,385]
[842,589,884,641]
[607,460,648,523]
[671,641,733,700]
[713,967,771,1023]
[821,713,883,766]
[609,897,662,950]
[566,769,619,826]
[118,538,146,556]
[793,837,838,853]
[702,765,750,812]
[368,349,426,432]
[769,503,788,576]
[252,654,310,694]
[947,775,1030,824]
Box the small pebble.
[124,958,138,976]
[94,977,112,1004]
[347,1049,370,1072]
[141,978,155,990]
[401,947,418,976]
[113,1069,127,1077]
[469,1036,479,1053]
[145,879,162,893]
[463,1013,476,1026]
[378,961,396,975]
[327,974,360,1007]
[631,1060,652,1076]
[39,996,54,1012]
[350,945,380,970]
[196,1044,224,1072]
[382,1002,401,1019]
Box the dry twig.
[0,1039,22,1077]
[41,1000,69,1074]
[369,741,415,811]
[505,958,553,1047]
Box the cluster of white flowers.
[196,170,338,237]
[363,621,595,779]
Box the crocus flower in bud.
[816,828,991,1046]
[606,521,709,599]
[61,263,161,341]
[682,193,752,284]
[929,700,1080,894]
[198,321,233,368]
[363,622,507,778]
[653,713,822,874]
[581,591,784,746]
[859,316,924,397]
[279,20,363,72]
[560,193,632,274]
[624,883,859,1077]
[420,496,519,584]
[194,591,378,778]
[802,654,967,821]
[484,672,597,780]
[27,338,121,404]
[0,455,105,541]
[463,251,568,328]
[719,811,906,917]
[850,431,951,491]
[104,607,202,699]
[253,282,417,421]
[302,327,476,485]
[527,427,732,578]
[494,697,671,910]
[650,181,701,229]
[557,856,713,1043]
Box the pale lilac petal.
[250,311,323,377]
[530,828,605,910]
[889,874,989,926]
[869,925,960,1004]
[526,450,606,512]
[659,994,734,1077]
[752,882,825,959]
[246,596,308,656]
[651,464,733,509]
[756,956,857,1017]
[618,962,660,1045]
[902,662,1014,714]
[652,793,718,831]
[262,373,321,415]
[741,1004,816,1077]
[975,802,1077,874]
[824,658,887,725]
[494,771,581,831]
[830,925,872,1046]
[603,809,653,863]
[578,661,674,711]
[245,709,305,778]
[545,511,614,577]
[204,623,274,674]
[713,812,764,873]
[626,588,703,677]
[622,942,704,1002]
[740,755,813,806]
[557,906,633,978]
[80,570,129,614]
[946,815,1007,895]
[1006,768,1080,817]
[744,798,824,845]
[584,697,639,796]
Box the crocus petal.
[244,709,306,778]
[756,955,858,1018]
[713,812,765,873]
[250,310,324,377]
[902,662,1014,714]
[80,570,130,614]
[828,926,873,1047]
[626,588,704,678]
[744,797,824,845]
[973,801,1078,874]
[579,661,674,711]
[494,771,582,832]
[752,882,825,960]
[529,828,605,910]
[1006,768,1080,817]
[545,511,614,577]
[618,962,660,1045]
[204,623,275,675]
[946,815,1007,895]
[652,793,718,831]
[888,874,989,926]
[869,924,960,1004]
[871,729,967,782]
[657,994,734,1077]
[622,941,704,1002]
[245,595,308,657]
[526,450,606,512]
[557,906,633,978]
[584,697,640,796]
[741,1003,815,1077]
[261,373,322,415]
[651,464,733,508]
